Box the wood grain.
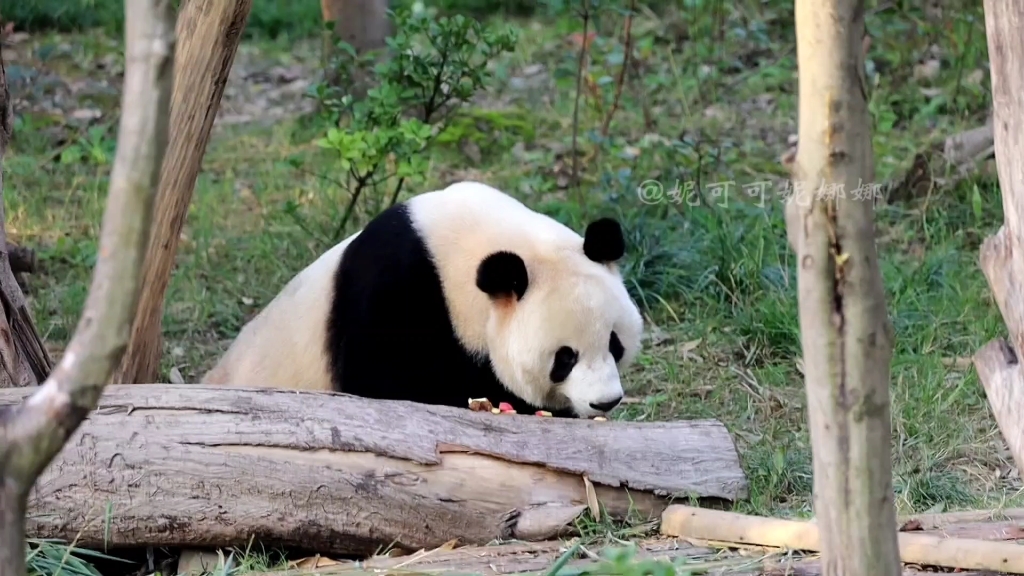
[111,0,253,385]
[0,385,747,555]
[974,0,1024,480]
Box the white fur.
[201,232,359,390]
[407,182,644,417]
[202,181,644,417]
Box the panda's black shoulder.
[337,202,430,277]
[323,202,470,398]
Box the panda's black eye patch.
[610,331,624,363]
[551,346,578,383]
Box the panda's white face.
[478,249,644,418]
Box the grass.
[3,0,1019,573]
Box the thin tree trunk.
[0,2,174,573]
[320,0,391,98]
[110,0,252,386]
[785,0,901,573]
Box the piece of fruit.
[490,407,502,414]
[593,416,607,422]
[535,410,553,417]
[498,402,515,413]
[468,397,494,412]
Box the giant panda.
[201,181,644,419]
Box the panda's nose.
[590,395,623,413]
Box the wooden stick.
[899,507,1024,529]
[661,505,1024,574]
[0,385,748,556]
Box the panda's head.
[474,217,643,418]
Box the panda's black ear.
[476,251,529,301]
[583,218,625,263]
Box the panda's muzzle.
[589,395,623,413]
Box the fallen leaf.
[70,108,102,121]
[679,338,702,353]
[703,105,728,120]
[941,356,972,370]
[290,555,341,569]
[899,519,922,532]
[582,474,600,522]
[169,367,184,385]
[568,31,597,50]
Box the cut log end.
[973,337,1024,476]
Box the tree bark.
[110,0,253,386]
[0,2,174,574]
[0,52,52,390]
[0,384,748,556]
[785,0,901,574]
[972,1,1024,480]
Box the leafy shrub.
[284,8,516,246]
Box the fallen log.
[0,384,748,556]
[661,505,1024,574]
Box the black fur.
[609,331,625,362]
[583,218,625,263]
[476,251,528,300]
[325,203,575,417]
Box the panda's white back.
[200,232,360,390]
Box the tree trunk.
[0,51,52,390]
[0,2,174,574]
[972,1,1024,479]
[320,0,392,98]
[110,0,253,386]
[785,0,901,574]
[0,384,748,556]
